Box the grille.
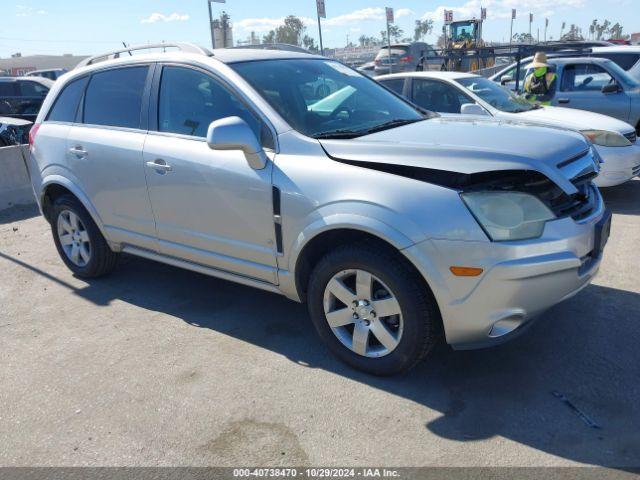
[623,131,637,144]
[633,164,640,177]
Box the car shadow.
[2,249,635,467]
[601,178,640,215]
[0,203,39,224]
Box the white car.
[378,71,640,187]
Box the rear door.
[65,65,157,251]
[554,63,631,122]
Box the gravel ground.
[0,180,639,467]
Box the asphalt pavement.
[0,180,639,467]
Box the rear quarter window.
[46,76,89,123]
[379,78,405,95]
[0,82,17,96]
[19,81,49,96]
[83,66,149,129]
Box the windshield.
[456,76,535,113]
[450,23,476,42]
[231,59,425,138]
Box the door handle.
[146,160,173,173]
[69,146,88,157]
[557,98,570,104]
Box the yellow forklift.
[443,19,495,72]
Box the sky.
[1,0,638,58]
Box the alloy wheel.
[323,269,403,358]
[57,210,92,267]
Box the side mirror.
[460,103,488,116]
[207,116,267,170]
[500,75,513,86]
[601,83,620,94]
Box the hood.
[505,106,635,134]
[320,116,591,194]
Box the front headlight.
[581,130,631,147]
[461,191,556,241]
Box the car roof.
[0,76,54,86]
[378,71,477,81]
[210,48,322,63]
[592,45,640,53]
[547,56,614,65]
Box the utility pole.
[528,13,533,43]
[316,0,325,55]
[510,9,515,50]
[385,7,394,74]
[208,0,226,49]
[544,18,548,42]
[207,1,216,49]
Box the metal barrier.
[0,145,35,210]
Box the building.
[0,54,88,76]
[212,18,233,48]
[631,33,640,45]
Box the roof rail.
[75,43,213,69]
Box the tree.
[560,24,584,41]
[262,30,275,44]
[512,32,534,43]
[302,35,319,52]
[358,35,379,47]
[380,25,404,43]
[436,34,446,48]
[414,19,434,42]
[608,23,627,40]
[263,15,307,46]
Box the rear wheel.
[307,243,441,375]
[50,194,119,278]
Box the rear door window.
[412,79,470,113]
[46,76,89,123]
[83,66,148,129]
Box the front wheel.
[307,243,441,375]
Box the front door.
[143,65,277,283]
[554,63,631,122]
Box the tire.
[307,243,441,376]
[50,194,119,278]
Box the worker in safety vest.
[523,52,557,105]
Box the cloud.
[141,12,190,24]
[420,0,584,23]
[235,7,415,34]
[395,8,415,19]
[16,5,46,17]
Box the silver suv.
[28,44,610,375]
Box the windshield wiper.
[356,118,423,136]
[312,129,362,139]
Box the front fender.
[287,212,415,273]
